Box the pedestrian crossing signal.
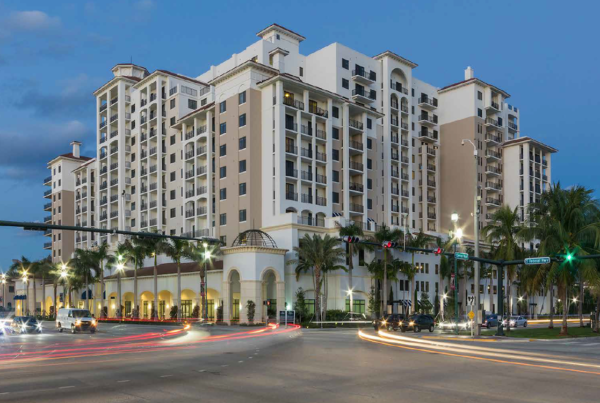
[434,247,443,255]
[383,241,398,248]
[343,236,360,243]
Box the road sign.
[455,252,469,261]
[468,311,475,320]
[524,257,551,265]
[467,295,475,306]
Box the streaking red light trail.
[0,323,299,368]
[359,329,600,377]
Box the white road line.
[59,386,75,389]
[197,370,206,373]
[221,364,228,367]
[160,375,173,378]
[580,343,600,346]
[238,360,244,363]
[0,392,9,395]
[248,357,253,359]
[117,380,130,383]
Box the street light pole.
[496,265,505,336]
[463,139,481,336]
[451,213,461,335]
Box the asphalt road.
[0,323,599,402]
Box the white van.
[56,308,97,334]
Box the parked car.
[56,308,97,334]
[502,316,528,328]
[438,315,472,331]
[11,316,42,334]
[373,314,405,331]
[400,314,435,332]
[483,314,499,329]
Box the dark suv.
[483,314,499,329]
[400,314,435,332]
[373,314,405,331]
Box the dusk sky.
[0,0,598,270]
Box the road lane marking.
[117,380,130,383]
[238,360,244,363]
[59,386,75,389]
[221,365,228,367]
[160,375,173,378]
[197,370,206,372]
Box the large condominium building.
[36,24,557,321]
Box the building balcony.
[486,149,502,160]
[44,215,52,223]
[285,145,298,155]
[352,69,376,84]
[485,165,502,176]
[485,197,502,207]
[283,97,304,111]
[348,140,364,153]
[300,171,312,182]
[485,181,503,191]
[349,182,364,194]
[315,129,326,141]
[316,174,327,185]
[300,125,312,138]
[390,80,408,95]
[309,104,328,118]
[44,189,52,198]
[391,169,399,178]
[418,129,438,143]
[44,242,52,250]
[348,161,363,172]
[301,193,312,204]
[349,119,364,132]
[43,176,52,186]
[485,118,502,128]
[316,152,327,163]
[298,216,325,227]
[285,192,298,201]
[418,97,438,110]
[285,122,298,133]
[286,169,298,179]
[485,100,501,114]
[351,88,376,103]
[427,212,437,220]
[391,187,399,196]
[485,133,502,144]
[418,114,438,126]
[349,203,364,213]
[508,122,518,132]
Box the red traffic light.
[383,241,398,248]
[343,236,360,243]
[434,247,443,255]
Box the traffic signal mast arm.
[338,237,600,267]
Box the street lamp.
[450,213,462,334]
[346,288,354,318]
[116,261,125,319]
[462,138,481,336]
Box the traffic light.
[565,253,574,262]
[382,241,398,248]
[343,236,360,243]
[434,247,443,256]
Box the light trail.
[359,330,600,376]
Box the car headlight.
[91,319,96,326]
[76,320,81,326]
[409,321,415,326]
[381,320,387,326]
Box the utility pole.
[496,265,505,336]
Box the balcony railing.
[485,133,502,143]
[349,119,363,131]
[418,114,438,125]
[285,192,298,201]
[298,217,325,227]
[316,174,327,184]
[349,182,364,192]
[348,140,363,151]
[508,122,518,131]
[390,80,408,94]
[286,169,298,178]
[301,194,313,204]
[418,97,438,108]
[309,104,328,118]
[486,150,502,159]
[316,196,327,206]
[351,88,376,101]
[352,69,376,81]
[301,171,313,181]
[283,97,304,110]
[316,152,327,162]
[485,117,502,128]
[348,161,363,171]
[285,145,298,155]
[349,203,364,213]
[285,122,298,132]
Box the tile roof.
[256,23,305,41]
[439,77,510,98]
[58,153,93,161]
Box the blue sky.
[0,0,598,269]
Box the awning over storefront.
[14,295,26,300]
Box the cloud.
[12,73,99,117]
[5,11,61,33]
[135,0,155,10]
[0,120,93,180]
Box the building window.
[170,190,176,200]
[239,160,246,173]
[367,178,372,189]
[220,213,227,226]
[332,127,339,139]
[342,58,349,69]
[332,149,339,161]
[219,122,227,135]
[333,192,339,204]
[478,108,483,118]
[239,182,247,195]
[220,101,226,113]
[367,118,372,129]
[220,144,227,157]
[342,78,349,89]
[239,91,246,105]
[367,159,372,169]
[170,208,176,218]
[188,99,197,109]
[170,153,176,163]
[170,171,176,181]
[239,136,246,150]
[170,99,175,109]
[239,113,247,127]
[219,166,227,178]
[332,107,339,119]
[299,67,303,77]
[478,91,483,100]
[367,199,372,210]
[220,235,227,245]
[170,135,176,145]
[367,138,372,149]
[239,209,247,222]
[220,188,227,200]
[170,117,175,126]
[332,170,339,182]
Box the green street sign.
[524,257,551,265]
[455,252,469,261]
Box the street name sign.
[524,257,551,265]
[455,252,469,261]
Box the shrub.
[246,300,256,323]
[325,309,346,321]
[169,305,178,320]
[192,305,200,318]
[216,305,223,321]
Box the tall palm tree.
[338,223,365,310]
[160,239,189,320]
[183,242,222,321]
[288,234,345,322]
[482,205,524,332]
[406,231,433,314]
[89,243,113,317]
[372,225,403,315]
[112,242,131,318]
[123,238,148,318]
[8,257,33,315]
[36,256,53,317]
[521,183,600,335]
[136,233,168,319]
[71,249,97,312]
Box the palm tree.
[123,238,148,318]
[89,243,113,317]
[288,234,345,322]
[112,242,131,318]
[406,231,433,314]
[183,242,222,321]
[160,239,189,320]
[483,205,524,332]
[35,256,53,317]
[521,184,600,335]
[372,225,403,315]
[8,257,33,315]
[338,223,365,311]
[136,233,168,319]
[71,249,97,313]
